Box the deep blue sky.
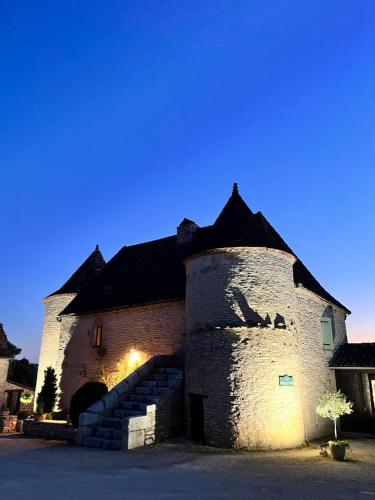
[1,1,374,362]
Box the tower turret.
[185,186,305,449]
[35,246,106,407]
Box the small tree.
[316,390,353,439]
[38,367,58,413]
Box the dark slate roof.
[330,343,375,368]
[61,237,187,315]
[49,246,106,297]
[0,323,13,358]
[60,185,349,315]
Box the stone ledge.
[24,420,75,441]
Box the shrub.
[44,413,53,420]
[316,390,353,439]
[38,367,58,413]
[69,381,108,428]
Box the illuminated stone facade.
[59,301,185,410]
[36,185,350,448]
[35,293,76,407]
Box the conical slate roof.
[49,246,106,296]
[60,185,349,315]
[0,323,12,358]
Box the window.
[94,325,103,347]
[321,317,333,350]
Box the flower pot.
[38,414,46,422]
[329,443,347,461]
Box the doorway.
[190,394,205,442]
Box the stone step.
[120,401,148,411]
[83,436,103,448]
[140,380,159,387]
[112,408,144,418]
[155,367,182,374]
[95,427,122,439]
[134,386,170,395]
[102,417,123,429]
[134,386,153,395]
[96,427,114,439]
[140,380,170,388]
[102,438,121,450]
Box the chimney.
[177,218,199,245]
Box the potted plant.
[316,390,353,461]
[35,397,45,422]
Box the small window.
[321,317,333,350]
[94,326,103,347]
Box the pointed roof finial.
[95,244,99,251]
[232,182,239,195]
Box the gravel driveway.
[1,435,375,499]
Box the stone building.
[0,324,13,408]
[36,184,353,449]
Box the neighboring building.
[330,343,375,434]
[37,184,353,448]
[4,380,35,415]
[0,323,13,408]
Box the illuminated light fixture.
[129,349,141,364]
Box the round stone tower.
[35,246,105,408]
[184,186,305,449]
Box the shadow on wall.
[186,328,241,448]
[207,286,285,330]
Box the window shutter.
[321,317,333,350]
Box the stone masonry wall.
[295,286,348,440]
[0,358,10,407]
[60,301,185,411]
[35,293,77,408]
[186,326,305,449]
[185,247,305,449]
[186,247,297,332]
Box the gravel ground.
[1,435,375,499]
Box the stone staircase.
[82,366,183,450]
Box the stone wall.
[185,246,349,449]
[295,286,348,440]
[186,247,297,332]
[0,414,17,433]
[185,326,305,449]
[35,293,77,408]
[0,358,10,407]
[185,247,305,449]
[60,301,185,410]
[24,420,75,440]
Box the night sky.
[1,1,374,361]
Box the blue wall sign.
[279,375,294,386]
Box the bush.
[38,367,58,413]
[69,381,108,428]
[45,413,53,420]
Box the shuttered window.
[94,325,103,347]
[321,317,333,350]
